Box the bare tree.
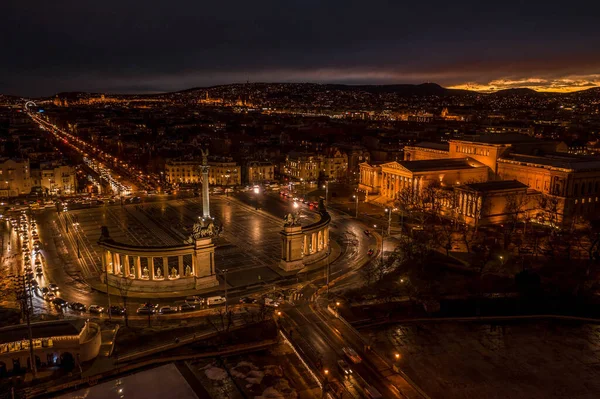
[114,276,134,327]
[505,192,530,234]
[537,194,561,228]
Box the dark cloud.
[2,0,600,96]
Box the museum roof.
[395,158,477,172]
[499,153,600,171]
[462,180,528,192]
[0,320,86,343]
[451,133,541,145]
[410,142,450,151]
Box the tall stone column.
[178,255,184,278]
[201,164,211,219]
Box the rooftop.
[499,153,600,171]
[0,319,86,343]
[410,142,450,151]
[462,180,529,192]
[452,133,540,145]
[395,158,479,172]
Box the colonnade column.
[178,255,184,278]
[163,256,169,278]
[112,253,118,275]
[150,258,155,280]
[101,251,107,274]
[136,256,142,279]
[124,255,130,277]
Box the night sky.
[3,0,600,96]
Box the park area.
[364,319,600,399]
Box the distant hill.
[489,88,544,97]
[28,82,600,101]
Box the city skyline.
[3,0,600,96]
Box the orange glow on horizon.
[449,75,600,93]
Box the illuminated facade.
[245,161,275,185]
[0,320,101,374]
[283,150,348,181]
[165,160,200,184]
[208,161,241,186]
[33,165,77,195]
[498,154,600,223]
[360,134,600,225]
[0,159,32,197]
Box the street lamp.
[385,207,398,236]
[375,223,384,266]
[11,274,37,377]
[353,194,359,218]
[322,181,329,204]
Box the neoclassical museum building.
[359,133,600,226]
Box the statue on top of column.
[201,148,209,166]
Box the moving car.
[239,297,257,304]
[89,305,104,314]
[45,292,56,301]
[342,347,362,364]
[367,249,374,256]
[263,298,279,308]
[363,230,371,236]
[142,303,159,309]
[48,283,59,292]
[337,359,353,376]
[159,306,177,314]
[52,298,69,308]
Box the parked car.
[69,302,86,312]
[142,303,159,309]
[137,306,156,315]
[53,298,69,308]
[159,306,177,314]
[89,305,104,314]
[109,305,126,315]
[185,296,204,305]
[179,303,196,312]
[239,297,257,304]
[206,296,227,306]
[337,359,353,376]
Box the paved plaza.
[67,196,311,287]
[365,320,600,399]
